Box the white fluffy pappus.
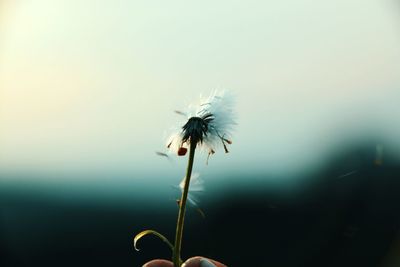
[178,173,204,207]
[166,90,237,159]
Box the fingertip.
[199,258,217,267]
[143,259,174,267]
[183,256,227,267]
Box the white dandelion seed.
[178,173,204,207]
[166,90,236,160]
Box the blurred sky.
[0,0,400,181]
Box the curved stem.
[172,142,196,267]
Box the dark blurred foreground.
[1,143,400,267]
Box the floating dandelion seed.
[337,170,358,179]
[178,173,204,207]
[174,110,187,116]
[156,151,170,158]
[175,173,206,218]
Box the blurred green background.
[1,1,400,266]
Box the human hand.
[143,256,227,267]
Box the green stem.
[172,142,196,267]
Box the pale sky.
[1,0,400,180]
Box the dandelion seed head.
[166,90,236,158]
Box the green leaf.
[134,230,174,252]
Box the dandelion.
[134,90,236,267]
[167,90,236,160]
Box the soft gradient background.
[1,1,400,266]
